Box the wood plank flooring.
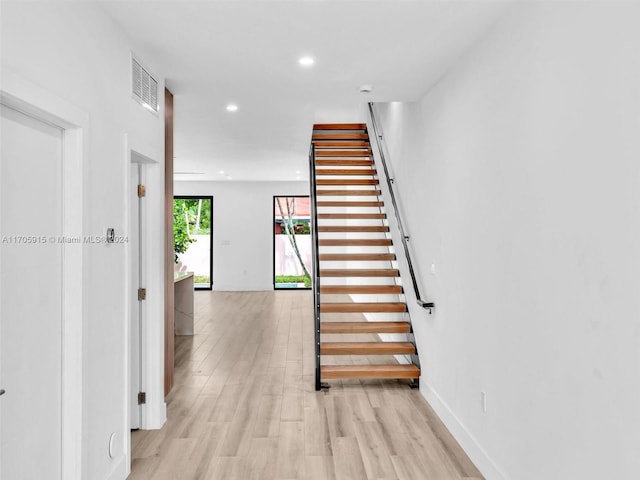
[129,290,483,480]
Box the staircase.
[310,123,420,390]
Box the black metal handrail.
[368,102,434,312]
[308,142,323,390]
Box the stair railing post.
[309,142,322,391]
[367,102,434,313]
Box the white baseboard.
[421,383,508,480]
[144,400,167,430]
[105,455,128,480]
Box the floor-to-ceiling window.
[273,196,311,290]
[173,196,213,289]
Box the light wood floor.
[129,290,483,480]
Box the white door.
[0,105,64,479]
[130,163,142,429]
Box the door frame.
[1,71,85,480]
[124,136,164,440]
[126,147,159,435]
[128,162,144,430]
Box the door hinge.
[137,392,146,405]
[138,288,146,301]
[137,184,146,197]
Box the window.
[273,196,312,289]
[173,196,213,289]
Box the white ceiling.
[100,1,512,182]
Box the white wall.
[376,3,640,479]
[175,181,309,290]
[1,4,165,480]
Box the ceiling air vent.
[131,55,159,114]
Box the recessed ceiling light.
[226,175,232,180]
[298,56,314,67]
[295,170,301,174]
[296,176,301,180]
[226,104,238,112]
[219,170,225,174]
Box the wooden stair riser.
[313,123,366,130]
[320,265,398,273]
[319,253,395,261]
[318,239,392,247]
[320,342,415,355]
[320,303,406,313]
[315,151,372,158]
[316,201,383,208]
[317,213,386,220]
[317,179,379,186]
[320,321,410,334]
[320,285,403,294]
[320,269,399,277]
[315,160,373,167]
[318,226,389,233]
[317,189,381,196]
[320,365,420,379]
[315,169,377,176]
[312,141,371,148]
[312,133,369,141]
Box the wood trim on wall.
[164,88,175,397]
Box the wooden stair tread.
[316,159,373,166]
[311,141,370,148]
[318,213,386,219]
[320,342,415,355]
[318,225,389,233]
[318,239,392,246]
[320,321,410,334]
[321,302,407,313]
[317,201,383,207]
[319,253,395,261]
[321,364,420,379]
[313,133,369,141]
[316,169,377,176]
[320,285,403,294]
[320,269,399,277]
[317,179,379,186]
[314,123,366,130]
[317,189,381,196]
[315,151,372,157]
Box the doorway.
[128,149,158,430]
[129,162,143,429]
[273,196,312,289]
[173,196,213,290]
